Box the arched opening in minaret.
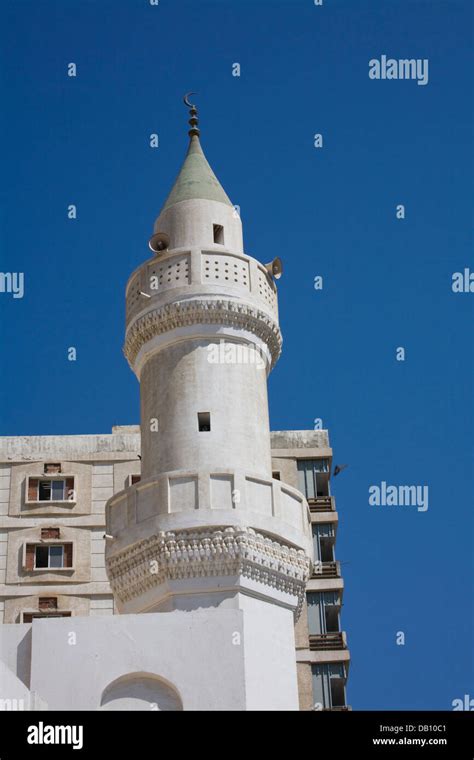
[99,672,183,711]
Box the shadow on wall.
[16,627,32,688]
[99,672,183,711]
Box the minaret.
[105,96,313,710]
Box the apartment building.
[0,426,349,710]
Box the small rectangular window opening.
[198,412,211,432]
[41,527,60,540]
[39,596,57,611]
[213,224,224,244]
[44,463,61,474]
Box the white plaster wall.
[240,595,299,710]
[154,198,244,253]
[106,473,312,558]
[0,624,32,689]
[0,660,32,706]
[100,674,182,710]
[28,603,299,710]
[140,340,272,480]
[30,611,246,711]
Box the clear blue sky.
[0,0,472,710]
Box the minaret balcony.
[104,470,313,615]
[125,248,279,331]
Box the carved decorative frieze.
[124,299,282,369]
[106,526,310,618]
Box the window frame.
[24,542,74,571]
[297,459,330,500]
[22,611,72,623]
[26,476,76,504]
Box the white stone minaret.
[105,97,313,710]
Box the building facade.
[0,100,349,710]
[0,428,349,710]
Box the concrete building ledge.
[270,430,330,450]
[306,578,344,592]
[296,649,350,665]
[0,433,141,462]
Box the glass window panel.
[49,546,64,568]
[51,480,65,500]
[297,461,315,499]
[313,459,329,473]
[35,546,49,567]
[307,593,323,634]
[39,481,52,501]
[317,524,334,538]
[311,664,331,708]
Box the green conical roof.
[162,134,233,211]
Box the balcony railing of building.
[309,632,347,651]
[307,496,335,513]
[322,706,352,711]
[311,561,341,579]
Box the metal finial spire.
[183,92,200,137]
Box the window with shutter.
[64,543,73,568]
[28,478,75,502]
[26,543,74,570]
[27,478,39,501]
[25,544,35,571]
[297,459,330,499]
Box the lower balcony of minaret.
[105,472,313,616]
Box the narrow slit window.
[198,412,211,432]
[213,224,224,244]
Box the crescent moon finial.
[183,92,200,138]
[183,92,196,109]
